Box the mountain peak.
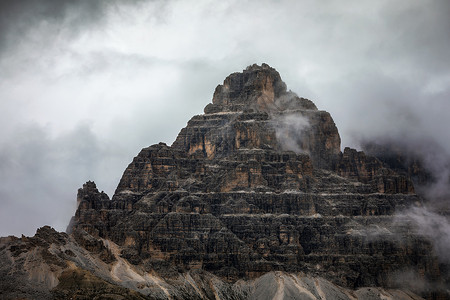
[245,62,274,71]
[173,64,340,168]
[205,63,316,114]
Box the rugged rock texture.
[361,141,438,189]
[336,147,415,194]
[173,63,341,170]
[1,64,448,299]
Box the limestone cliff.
[1,64,448,299]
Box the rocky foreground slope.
[1,64,449,299]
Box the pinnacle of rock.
[205,63,317,114]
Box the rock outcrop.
[1,64,448,299]
[173,63,340,170]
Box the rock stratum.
[1,64,449,299]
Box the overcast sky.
[1,0,449,237]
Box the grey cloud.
[272,114,310,154]
[0,0,152,59]
[0,123,130,236]
[377,0,450,75]
[0,0,103,54]
[395,206,450,264]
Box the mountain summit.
[1,64,448,299]
[207,63,316,113]
[174,63,341,169]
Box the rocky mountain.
[1,64,449,299]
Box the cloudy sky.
[1,0,449,237]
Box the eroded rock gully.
[1,64,448,299]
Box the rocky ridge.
[1,64,448,299]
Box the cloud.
[395,206,450,264]
[0,0,154,57]
[0,123,122,236]
[272,114,310,153]
[0,1,102,56]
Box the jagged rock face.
[207,63,316,113]
[66,64,449,299]
[173,63,340,170]
[361,141,437,188]
[115,143,314,194]
[336,147,415,194]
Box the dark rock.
[172,64,340,170]
[336,147,415,194]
